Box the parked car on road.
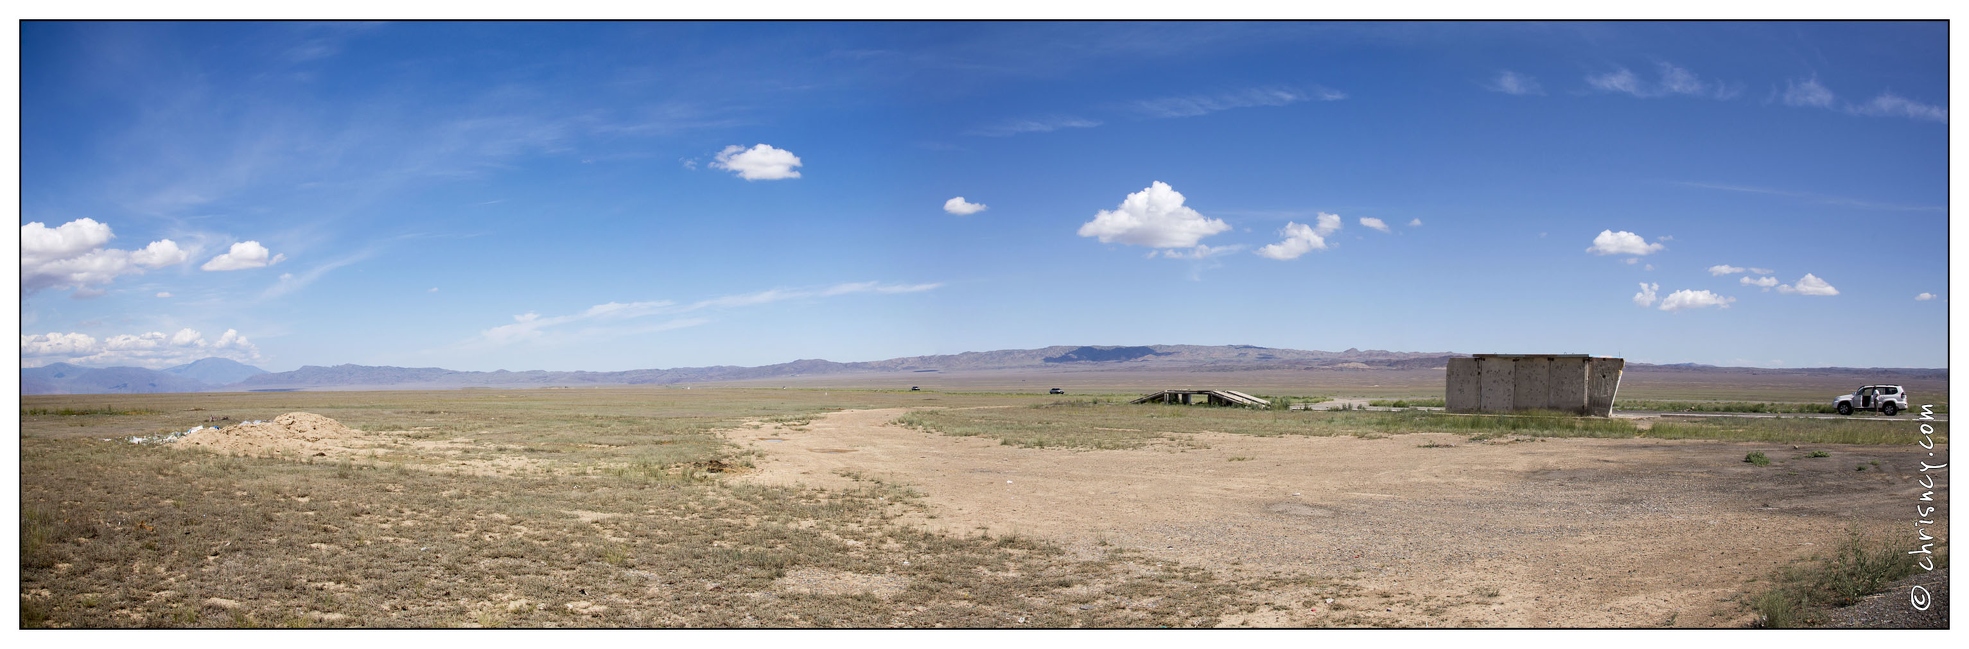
[1834,384,1908,416]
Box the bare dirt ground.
[736,407,1946,627]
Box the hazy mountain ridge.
[21,363,217,395]
[19,345,1948,395]
[163,358,268,385]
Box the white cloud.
[1850,93,1948,123]
[1915,292,1936,301]
[1586,230,1665,256]
[429,287,439,293]
[1658,289,1735,311]
[22,218,114,266]
[1777,273,1839,296]
[1623,258,1639,265]
[473,281,942,347]
[1740,276,1778,290]
[1633,282,1659,308]
[1255,214,1343,261]
[156,292,173,298]
[1077,181,1231,249]
[1487,70,1543,96]
[201,241,285,271]
[20,218,191,296]
[711,143,803,180]
[1749,267,1773,275]
[1359,217,1391,233]
[1782,78,1836,108]
[1132,87,1335,119]
[1587,63,1732,99]
[965,116,1102,137]
[943,197,988,215]
[21,327,261,368]
[1708,264,1747,276]
[1408,218,1422,227]
[131,239,190,267]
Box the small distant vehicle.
[910,386,921,391]
[1834,385,1908,416]
[1048,388,1065,395]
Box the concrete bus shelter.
[1445,354,1624,417]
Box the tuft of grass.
[1806,450,1830,458]
[1751,532,1938,628]
[1744,451,1770,466]
[1368,398,1446,408]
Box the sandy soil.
[169,412,548,476]
[735,407,1948,628]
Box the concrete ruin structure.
[1445,354,1624,417]
[1131,389,1270,407]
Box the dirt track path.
[733,408,1944,627]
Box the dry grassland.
[20,388,1322,628]
[19,384,1947,628]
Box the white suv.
[1834,384,1909,416]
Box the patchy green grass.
[1644,418,1943,446]
[1751,532,1941,628]
[1616,400,1839,414]
[890,403,1945,450]
[1744,451,1770,466]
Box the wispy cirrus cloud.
[1675,181,1943,212]
[472,281,943,347]
[1485,70,1543,96]
[1776,77,1946,123]
[964,115,1102,137]
[1587,63,1738,100]
[1850,92,1948,123]
[1129,86,1341,119]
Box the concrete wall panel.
[1586,358,1625,417]
[1445,358,1481,413]
[1512,357,1551,411]
[1547,359,1589,415]
[1478,356,1516,412]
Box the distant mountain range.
[16,345,1950,395]
[22,357,267,395]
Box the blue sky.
[18,21,1950,372]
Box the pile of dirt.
[172,412,364,458]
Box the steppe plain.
[18,367,1950,627]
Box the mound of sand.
[172,412,364,458]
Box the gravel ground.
[1826,568,1948,628]
[737,408,1945,627]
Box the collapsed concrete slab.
[1445,354,1623,417]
